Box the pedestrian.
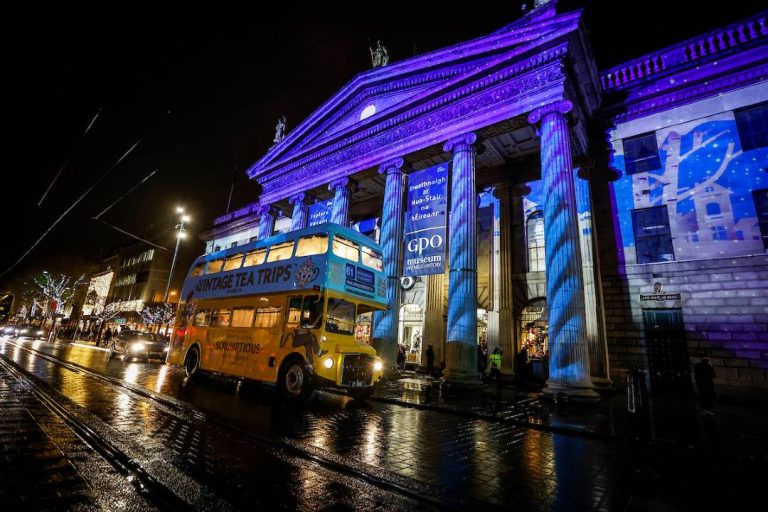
[516,346,529,382]
[426,345,435,376]
[694,357,717,415]
[397,345,406,371]
[489,347,503,385]
[476,343,487,380]
[104,327,113,344]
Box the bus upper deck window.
[191,262,205,277]
[295,234,329,257]
[332,235,359,262]
[301,295,323,329]
[361,246,383,271]
[244,248,266,267]
[206,259,225,274]
[267,241,295,262]
[223,253,244,272]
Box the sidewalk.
[371,373,768,462]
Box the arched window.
[527,211,545,272]
[706,202,722,217]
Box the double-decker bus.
[167,224,388,400]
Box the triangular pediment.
[248,6,582,180]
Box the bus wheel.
[279,359,313,401]
[184,346,202,379]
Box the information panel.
[403,163,448,276]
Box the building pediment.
[248,7,592,203]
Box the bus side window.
[231,307,254,328]
[191,262,205,277]
[254,306,282,328]
[210,309,232,328]
[301,295,323,329]
[295,234,328,257]
[193,310,210,327]
[206,259,225,274]
[223,253,244,271]
[244,248,266,267]
[266,241,295,262]
[286,298,302,329]
[332,235,359,262]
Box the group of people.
[476,344,504,384]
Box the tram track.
[1,339,496,511]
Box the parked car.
[109,330,169,362]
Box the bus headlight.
[323,357,334,369]
[373,361,383,372]
[131,342,146,353]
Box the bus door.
[283,294,323,367]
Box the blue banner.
[403,163,448,276]
[308,199,333,226]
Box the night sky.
[1,0,760,290]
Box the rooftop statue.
[273,115,287,144]
[369,40,389,68]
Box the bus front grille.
[341,355,374,386]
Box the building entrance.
[642,309,691,395]
[398,304,424,366]
[518,298,548,382]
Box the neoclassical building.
[201,2,768,398]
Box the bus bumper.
[314,353,383,392]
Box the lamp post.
[164,207,190,303]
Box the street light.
[164,207,189,303]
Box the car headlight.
[20,329,28,334]
[36,330,44,336]
[323,357,334,369]
[373,361,383,372]
[131,342,146,352]
[163,346,170,352]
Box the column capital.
[378,157,405,175]
[443,132,477,153]
[527,99,573,126]
[328,177,351,191]
[288,192,309,205]
[255,204,279,217]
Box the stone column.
[443,132,482,386]
[528,100,597,399]
[574,166,611,384]
[486,183,515,377]
[423,273,446,370]
[372,158,406,369]
[329,177,351,226]
[255,204,277,241]
[289,192,309,231]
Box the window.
[191,262,205,277]
[266,241,295,262]
[301,295,323,329]
[632,206,675,264]
[244,248,266,267]
[210,309,231,327]
[295,234,329,257]
[735,102,768,151]
[206,259,225,274]
[526,211,546,272]
[623,132,661,175]
[753,189,768,250]
[332,235,359,262]
[705,203,722,218]
[326,298,355,335]
[254,306,282,328]
[223,254,244,271]
[361,246,383,271]
[711,226,728,241]
[231,308,254,328]
[193,310,210,327]
[286,298,303,330]
[230,242,238,249]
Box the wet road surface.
[4,337,757,510]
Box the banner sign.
[308,199,334,226]
[403,163,448,276]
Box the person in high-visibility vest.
[489,347,503,385]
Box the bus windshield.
[325,298,356,335]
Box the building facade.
[205,3,767,398]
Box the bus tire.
[278,357,313,401]
[184,346,204,379]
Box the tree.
[31,271,84,327]
[140,303,177,333]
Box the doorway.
[642,309,691,395]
